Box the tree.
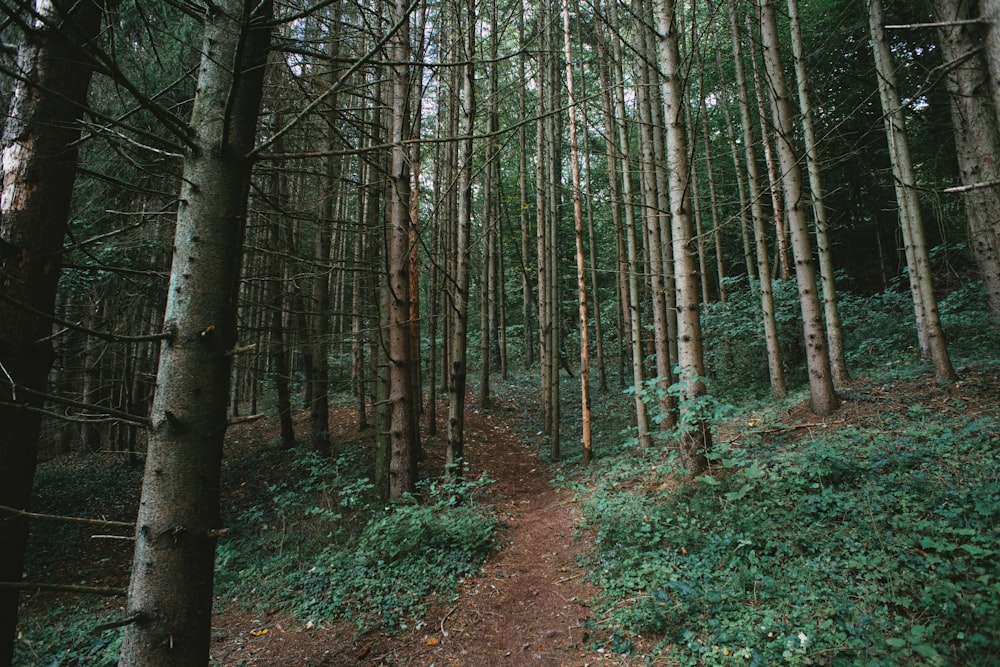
[787,0,850,385]
[0,1,109,661]
[119,1,272,663]
[934,0,1000,322]
[867,0,955,382]
[563,0,593,463]
[446,0,476,477]
[730,2,786,399]
[656,0,710,475]
[758,0,840,415]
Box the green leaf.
[885,638,907,648]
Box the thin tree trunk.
[447,0,476,477]
[605,7,652,445]
[787,0,850,385]
[563,0,593,464]
[868,0,956,382]
[731,4,786,399]
[758,0,840,415]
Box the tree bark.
[730,3,786,399]
[787,0,850,385]
[0,1,106,661]
[563,0,593,464]
[935,0,1000,322]
[656,0,710,476]
[758,0,840,415]
[119,2,272,664]
[867,0,956,382]
[447,0,475,477]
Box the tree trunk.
[385,0,417,498]
[603,5,652,445]
[119,2,272,664]
[0,1,106,660]
[447,0,476,477]
[787,0,850,385]
[656,0,710,476]
[730,3,786,399]
[935,0,1000,322]
[563,0,593,464]
[867,0,956,382]
[758,0,840,415]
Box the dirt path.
[384,408,616,666]
[211,405,631,666]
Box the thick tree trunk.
[0,2,105,661]
[759,0,840,415]
[386,0,416,498]
[119,2,272,664]
[935,0,1000,322]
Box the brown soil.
[208,401,637,666]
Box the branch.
[942,179,1000,194]
[0,399,148,428]
[93,612,145,633]
[0,504,134,529]
[0,581,125,596]
[10,386,151,428]
[885,19,988,30]
[0,291,170,345]
[228,413,265,425]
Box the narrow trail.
[211,403,642,666]
[398,407,616,666]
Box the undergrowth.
[215,449,498,632]
[581,391,1000,665]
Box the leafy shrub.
[281,474,498,629]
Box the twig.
[556,572,583,584]
[757,419,845,435]
[90,534,134,541]
[0,399,147,428]
[440,602,460,637]
[886,19,987,29]
[0,581,125,596]
[0,504,133,529]
[0,360,15,400]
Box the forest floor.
[17,362,1000,666]
[208,396,635,667]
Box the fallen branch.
[228,413,265,425]
[756,420,845,435]
[0,581,125,596]
[0,504,133,529]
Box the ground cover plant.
[581,368,1000,665]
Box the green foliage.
[279,474,497,630]
[14,604,121,667]
[581,405,1000,665]
[216,453,498,632]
